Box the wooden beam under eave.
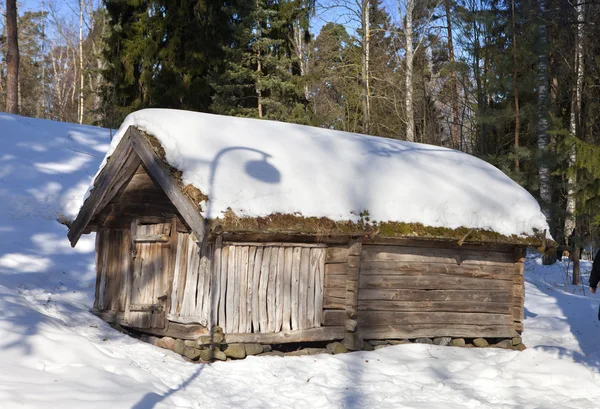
[128,127,207,243]
[68,129,139,247]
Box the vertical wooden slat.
[251,247,263,332]
[246,246,257,333]
[95,229,107,310]
[290,247,301,330]
[274,247,285,332]
[200,241,213,327]
[226,245,237,333]
[306,248,319,327]
[181,234,200,320]
[298,248,311,330]
[267,247,279,332]
[239,246,250,333]
[259,247,271,333]
[314,248,325,327]
[119,229,132,312]
[211,236,223,327]
[282,247,293,331]
[169,233,189,317]
[218,245,229,328]
[195,241,207,320]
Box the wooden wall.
[357,244,522,339]
[168,239,327,335]
[95,229,129,312]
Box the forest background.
[1,0,600,278]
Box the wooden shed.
[68,111,547,350]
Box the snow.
[97,109,549,237]
[3,112,600,408]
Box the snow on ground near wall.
[2,113,599,409]
[100,109,548,237]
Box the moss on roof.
[211,209,544,246]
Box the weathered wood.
[324,295,346,310]
[359,289,512,303]
[323,310,346,326]
[325,275,347,289]
[199,241,213,327]
[258,247,271,332]
[225,245,237,333]
[314,248,325,327]
[364,237,520,253]
[359,275,513,291]
[306,248,319,328]
[348,240,362,256]
[282,247,293,331]
[325,263,348,276]
[129,127,206,242]
[210,236,223,327]
[267,247,279,332]
[358,300,512,314]
[224,327,345,344]
[246,246,257,333]
[512,306,524,322]
[360,324,518,339]
[239,246,250,333]
[144,321,209,340]
[129,304,163,312]
[94,229,108,310]
[298,248,310,330]
[362,245,514,266]
[360,262,513,280]
[68,130,139,246]
[326,247,349,263]
[169,234,189,319]
[290,247,301,330]
[358,311,514,326]
[275,247,285,332]
[180,234,201,322]
[134,234,170,243]
[251,247,263,332]
[223,242,327,248]
[218,245,229,328]
[325,287,346,300]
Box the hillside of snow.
[99,109,549,237]
[1,112,599,409]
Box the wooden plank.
[358,300,512,314]
[225,245,237,333]
[223,242,327,248]
[129,127,206,242]
[251,247,263,333]
[68,131,139,246]
[325,275,347,288]
[364,237,520,253]
[362,245,514,266]
[194,241,208,323]
[359,289,512,303]
[224,327,345,344]
[306,248,318,328]
[324,295,346,310]
[134,234,170,243]
[290,247,301,330]
[238,246,249,333]
[325,287,346,299]
[275,247,285,332]
[298,248,310,330]
[153,225,170,329]
[94,229,108,310]
[120,229,132,314]
[326,247,349,263]
[325,263,348,276]
[314,248,325,327]
[129,304,163,312]
[358,311,513,326]
[359,275,513,291]
[323,310,346,326]
[282,247,293,331]
[246,246,257,333]
[136,320,210,340]
[180,234,201,321]
[218,245,229,328]
[199,241,213,327]
[210,236,223,327]
[360,262,513,280]
[512,306,524,322]
[360,324,518,339]
[267,247,279,332]
[258,247,271,333]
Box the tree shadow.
[131,365,204,409]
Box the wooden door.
[125,221,175,329]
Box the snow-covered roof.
[98,109,549,238]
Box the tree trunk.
[403,0,415,142]
[537,0,551,226]
[511,0,520,172]
[79,0,84,124]
[361,0,371,134]
[444,0,459,148]
[6,0,19,114]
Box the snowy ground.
[2,113,600,408]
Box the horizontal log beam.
[359,289,512,303]
[360,324,518,339]
[224,326,345,344]
[134,234,170,243]
[222,242,328,248]
[358,311,513,327]
[359,275,513,291]
[358,300,511,314]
